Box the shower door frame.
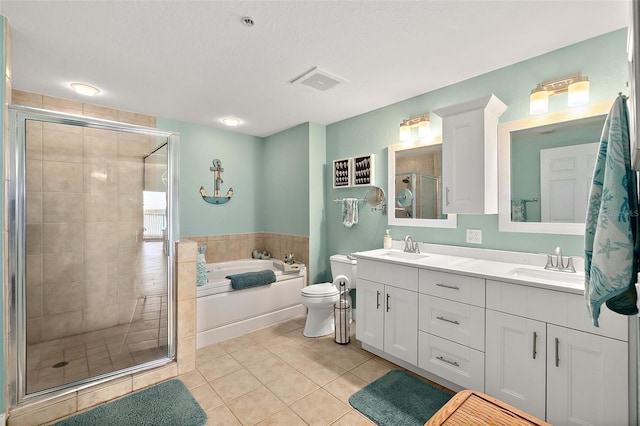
[7,105,180,407]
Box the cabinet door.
[384,286,418,364]
[546,324,628,426]
[441,109,487,214]
[485,310,546,420]
[355,279,384,351]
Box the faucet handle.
[544,254,555,270]
[565,256,576,273]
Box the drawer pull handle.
[386,293,390,312]
[435,283,460,290]
[376,291,380,309]
[436,355,459,367]
[555,337,560,367]
[436,316,460,325]
[446,187,450,206]
[532,331,537,359]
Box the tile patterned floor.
[26,295,168,394]
[181,317,454,426]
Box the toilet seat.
[301,283,339,298]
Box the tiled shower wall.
[13,89,159,344]
[188,232,310,271]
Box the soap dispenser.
[384,229,392,249]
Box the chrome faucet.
[403,235,420,253]
[544,246,575,273]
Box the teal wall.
[1,16,6,417]
[263,123,310,236]
[157,118,265,237]
[326,29,629,260]
[308,123,328,283]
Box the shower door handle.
[376,291,381,309]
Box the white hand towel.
[342,198,359,228]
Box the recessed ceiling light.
[70,82,100,96]
[222,117,241,127]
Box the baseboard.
[196,304,306,348]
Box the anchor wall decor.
[200,158,234,204]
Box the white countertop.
[353,243,585,295]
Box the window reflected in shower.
[11,110,175,401]
[395,172,442,219]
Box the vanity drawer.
[419,294,485,351]
[486,280,627,341]
[418,331,484,391]
[420,270,485,307]
[357,258,418,291]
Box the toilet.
[301,254,357,337]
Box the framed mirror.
[498,100,612,234]
[388,138,457,228]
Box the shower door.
[8,105,179,405]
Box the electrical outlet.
[466,229,482,244]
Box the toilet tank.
[329,254,357,288]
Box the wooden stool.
[425,390,550,425]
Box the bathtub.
[196,259,306,348]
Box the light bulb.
[530,87,549,115]
[568,78,590,107]
[418,119,431,139]
[222,117,241,126]
[70,83,100,96]
[399,121,410,141]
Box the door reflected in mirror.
[498,100,613,234]
[510,115,605,223]
[388,139,457,228]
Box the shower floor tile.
[25,293,168,394]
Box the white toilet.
[300,254,357,337]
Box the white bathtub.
[196,259,306,348]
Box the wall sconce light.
[529,72,590,115]
[399,113,430,141]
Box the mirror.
[498,100,612,234]
[365,186,386,207]
[388,139,457,228]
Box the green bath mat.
[53,379,207,426]
[349,370,452,426]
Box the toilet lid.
[301,283,339,297]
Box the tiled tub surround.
[189,232,310,274]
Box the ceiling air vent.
[290,67,347,92]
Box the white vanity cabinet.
[485,279,628,426]
[433,94,507,214]
[355,259,418,364]
[417,270,486,391]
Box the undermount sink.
[508,267,585,287]
[378,250,429,261]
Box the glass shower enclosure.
[394,172,441,219]
[7,105,179,406]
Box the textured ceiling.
[0,1,630,137]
